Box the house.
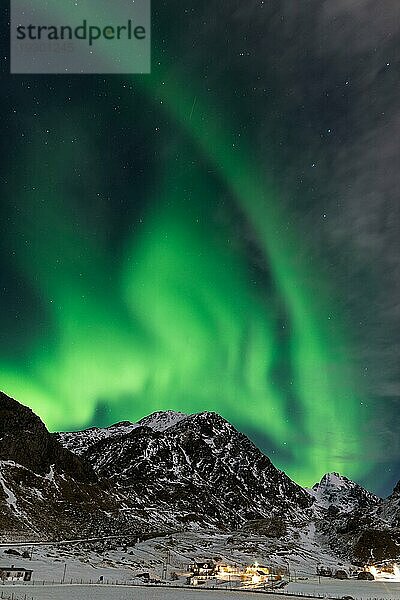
[189,561,216,577]
[0,565,33,581]
[317,565,333,577]
[245,563,270,577]
[334,569,348,580]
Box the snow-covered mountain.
[376,480,400,527]
[74,410,313,529]
[1,391,399,564]
[309,472,381,512]
[0,394,312,539]
[307,472,400,563]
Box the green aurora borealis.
[2,1,398,493]
[0,86,366,488]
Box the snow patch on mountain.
[0,462,18,509]
[137,410,188,432]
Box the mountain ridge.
[1,392,399,564]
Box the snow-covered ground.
[2,532,399,599]
[0,545,135,584]
[0,586,281,600]
[2,582,400,600]
[285,577,400,599]
[0,528,340,584]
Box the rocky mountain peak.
[392,480,400,496]
[0,391,45,435]
[62,408,313,529]
[137,410,188,432]
[309,472,380,512]
[0,391,95,482]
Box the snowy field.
[286,578,400,599]
[0,524,341,583]
[0,545,137,585]
[3,583,400,600]
[2,535,400,600]
[0,585,280,600]
[2,581,400,600]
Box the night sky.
[1,1,399,496]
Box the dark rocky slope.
[0,392,94,482]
